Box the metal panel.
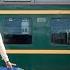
[35,0,70,3]
[3,0,31,1]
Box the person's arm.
[0,33,9,62]
[0,33,16,68]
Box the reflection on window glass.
[21,19,30,34]
[3,17,32,44]
[51,32,67,44]
[51,18,70,45]
[68,33,70,44]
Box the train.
[0,0,70,70]
[0,14,69,70]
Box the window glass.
[51,18,70,45]
[3,16,32,44]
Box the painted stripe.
[6,50,70,54]
[0,10,70,14]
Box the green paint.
[0,5,70,10]
[0,54,70,70]
[0,14,70,70]
[0,14,69,49]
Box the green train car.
[0,14,69,70]
[0,0,70,70]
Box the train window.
[51,18,70,45]
[3,17,32,44]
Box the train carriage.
[0,0,70,70]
